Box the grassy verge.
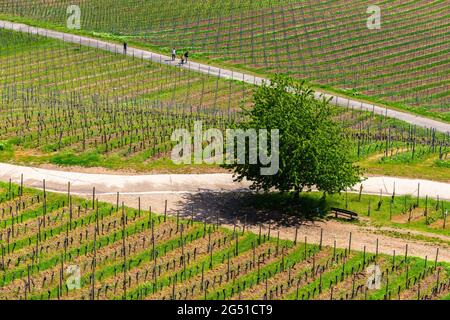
[248,191,450,240]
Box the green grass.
[358,153,450,183]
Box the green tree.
[224,75,362,198]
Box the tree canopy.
[224,75,363,197]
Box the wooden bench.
[330,207,358,220]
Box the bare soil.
[392,208,426,224]
[76,191,450,262]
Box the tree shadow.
[172,190,328,229]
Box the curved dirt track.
[0,163,449,199]
[0,162,449,261]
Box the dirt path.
[1,163,449,260]
[1,19,449,134]
[1,163,449,199]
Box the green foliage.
[379,147,434,165]
[225,75,363,196]
[50,151,100,167]
[435,159,450,168]
[0,141,13,161]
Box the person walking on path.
[123,42,128,54]
[184,51,189,63]
[171,48,176,61]
[180,54,185,65]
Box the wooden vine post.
[121,203,127,300]
[91,226,97,300]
